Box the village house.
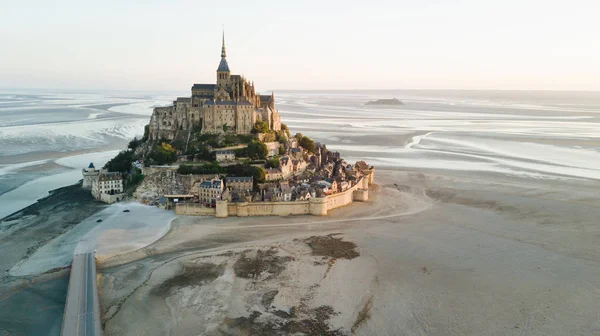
[265,168,283,181]
[295,188,312,201]
[279,156,293,178]
[290,148,303,160]
[339,180,350,192]
[91,171,124,204]
[221,189,232,202]
[198,178,224,205]
[316,180,333,195]
[215,150,235,162]
[225,176,253,191]
[262,186,279,202]
[188,174,220,195]
[279,181,292,201]
[292,159,307,173]
[330,180,338,193]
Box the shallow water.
[276,90,600,181]
[0,276,68,336]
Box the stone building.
[225,176,253,191]
[265,168,283,181]
[148,32,282,141]
[198,178,224,205]
[215,150,235,162]
[91,171,124,204]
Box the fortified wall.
[175,170,374,217]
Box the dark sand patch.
[261,290,279,309]
[223,306,343,336]
[152,262,225,296]
[303,234,359,260]
[233,248,293,280]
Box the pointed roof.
[217,29,230,72]
[88,162,95,168]
[218,58,230,72]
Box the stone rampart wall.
[174,170,374,218]
[100,193,124,204]
[241,201,311,217]
[175,204,216,216]
[227,203,238,216]
[326,179,363,211]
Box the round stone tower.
[309,197,328,216]
[82,162,100,190]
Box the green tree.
[233,147,248,158]
[278,145,285,155]
[104,150,135,173]
[226,165,265,190]
[294,133,303,141]
[266,158,280,168]
[275,130,288,143]
[252,121,269,134]
[299,136,315,153]
[128,137,142,151]
[247,141,268,160]
[252,166,266,185]
[178,162,224,175]
[147,142,177,165]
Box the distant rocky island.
[365,98,404,106]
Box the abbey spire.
[221,29,226,58]
[216,29,230,86]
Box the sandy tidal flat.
[98,169,600,336]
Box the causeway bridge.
[61,252,102,335]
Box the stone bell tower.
[216,30,230,88]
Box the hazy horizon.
[1,0,599,91]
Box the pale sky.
[1,0,598,91]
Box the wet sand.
[0,184,106,335]
[97,169,600,335]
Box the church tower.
[216,30,230,87]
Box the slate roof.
[265,168,282,174]
[88,162,95,168]
[216,150,235,155]
[192,84,216,90]
[226,176,253,182]
[204,100,253,106]
[200,180,223,189]
[217,58,230,72]
[281,185,292,194]
[259,95,272,103]
[98,172,122,181]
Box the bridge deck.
[61,252,102,335]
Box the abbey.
[148,33,281,141]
